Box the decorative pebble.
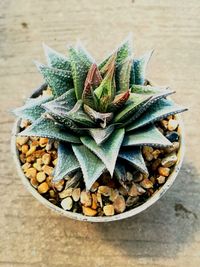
[21,144,29,154]
[109,189,119,202]
[166,131,179,142]
[113,195,126,213]
[80,191,92,207]
[152,149,161,159]
[136,184,146,195]
[103,205,114,216]
[21,162,31,171]
[30,177,39,188]
[152,158,162,171]
[26,167,37,179]
[72,188,81,202]
[143,146,154,161]
[128,183,139,197]
[42,153,51,165]
[140,178,153,189]
[161,152,178,167]
[16,136,29,146]
[126,196,139,207]
[91,193,98,210]
[42,165,54,176]
[165,142,180,153]
[98,186,111,197]
[157,176,166,184]
[61,197,73,210]
[158,167,170,177]
[36,171,46,183]
[49,189,56,198]
[133,173,144,183]
[26,146,36,157]
[39,137,48,147]
[168,119,179,131]
[38,182,49,194]
[118,186,128,196]
[97,192,103,207]
[82,206,97,216]
[53,180,64,191]
[59,188,73,199]
[90,181,99,192]
[33,162,42,171]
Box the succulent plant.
[13,35,187,190]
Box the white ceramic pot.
[11,84,185,222]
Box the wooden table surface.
[0,0,200,266]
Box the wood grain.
[0,0,200,266]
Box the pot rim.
[11,84,185,222]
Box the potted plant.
[12,35,187,222]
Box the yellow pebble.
[38,182,49,194]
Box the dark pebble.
[166,131,179,142]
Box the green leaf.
[130,50,154,85]
[72,144,105,190]
[18,117,81,143]
[114,93,151,123]
[123,87,175,127]
[53,143,80,182]
[83,104,113,128]
[82,63,102,109]
[35,61,72,97]
[94,54,116,111]
[126,98,187,131]
[42,89,81,131]
[99,34,133,70]
[88,124,115,145]
[123,124,172,148]
[67,100,96,127]
[43,43,71,70]
[81,128,125,176]
[13,95,53,122]
[119,147,148,175]
[116,57,132,92]
[107,90,130,112]
[69,46,93,100]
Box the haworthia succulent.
[119,147,148,175]
[53,143,80,182]
[13,95,53,122]
[19,117,81,143]
[123,124,172,148]
[13,36,187,191]
[72,144,105,191]
[126,98,187,131]
[81,128,125,176]
[35,61,72,97]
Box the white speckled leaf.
[35,61,72,97]
[43,43,71,70]
[53,143,80,182]
[81,128,125,176]
[123,124,172,148]
[18,117,81,143]
[116,57,132,92]
[119,147,148,175]
[99,34,133,70]
[72,144,105,190]
[13,95,53,122]
[69,46,93,100]
[126,98,187,131]
[114,93,151,123]
[130,50,154,85]
[88,124,115,145]
[123,88,175,127]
